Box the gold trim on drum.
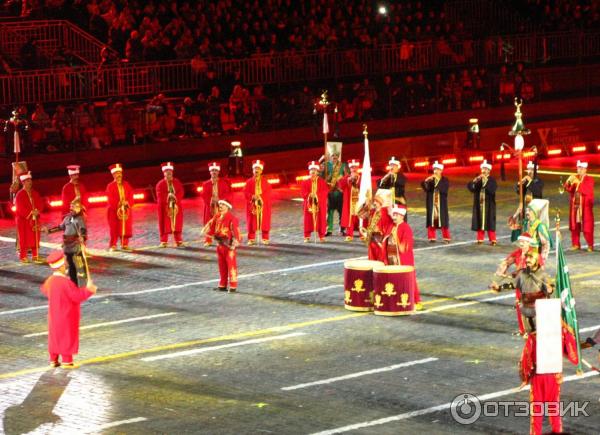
[344,260,385,271]
[374,310,416,316]
[373,265,415,273]
[344,305,373,312]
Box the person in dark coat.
[377,156,406,206]
[515,160,544,211]
[467,160,497,245]
[421,160,451,243]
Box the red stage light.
[414,161,429,168]
[11,205,16,213]
[296,175,310,182]
[597,144,600,151]
[267,178,280,185]
[441,158,457,165]
[88,195,108,204]
[133,193,145,201]
[196,186,203,193]
[468,155,484,163]
[49,199,63,208]
[231,181,246,189]
[571,145,586,153]
[522,151,536,158]
[547,148,562,156]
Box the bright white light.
[378,6,387,15]
[514,134,524,151]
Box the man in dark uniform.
[515,250,553,334]
[377,156,406,207]
[467,160,497,245]
[421,160,451,243]
[515,160,544,211]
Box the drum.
[343,260,384,312]
[373,265,416,316]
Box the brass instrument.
[251,176,264,241]
[360,207,381,245]
[558,176,565,195]
[210,179,219,216]
[308,178,319,238]
[200,213,218,235]
[167,180,178,234]
[328,161,342,191]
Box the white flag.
[13,130,21,154]
[322,112,329,135]
[356,134,372,212]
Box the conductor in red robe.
[106,163,134,251]
[40,251,97,368]
[382,205,421,305]
[156,162,184,247]
[244,160,272,245]
[205,200,241,293]
[339,159,363,241]
[61,165,87,216]
[301,161,329,242]
[201,161,232,246]
[564,160,595,251]
[14,171,45,262]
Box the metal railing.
[0,20,116,67]
[0,31,599,106]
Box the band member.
[377,156,406,206]
[519,319,579,434]
[321,151,348,236]
[491,233,537,336]
[523,199,552,266]
[339,159,363,241]
[515,160,543,210]
[201,161,232,246]
[467,160,497,245]
[244,160,272,245]
[301,161,329,242]
[205,200,241,293]
[564,160,595,251]
[45,199,87,285]
[421,161,451,243]
[156,162,184,247]
[516,250,553,334]
[382,205,421,306]
[14,171,44,263]
[106,163,134,251]
[360,190,392,262]
[41,251,97,368]
[61,165,87,216]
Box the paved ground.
[0,159,599,435]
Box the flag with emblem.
[554,229,583,373]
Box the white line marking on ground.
[288,284,343,295]
[416,293,514,315]
[83,417,147,433]
[580,324,600,333]
[23,312,178,337]
[281,357,438,391]
[310,371,599,434]
[141,332,307,362]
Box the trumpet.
[558,176,565,195]
[117,202,130,220]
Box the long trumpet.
[168,196,178,234]
[200,213,218,235]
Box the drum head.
[373,265,415,273]
[344,260,385,270]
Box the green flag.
[554,231,583,373]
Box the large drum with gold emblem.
[372,265,416,316]
[343,260,384,311]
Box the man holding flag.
[339,159,363,241]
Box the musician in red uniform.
[301,161,329,242]
[156,162,184,247]
[40,251,97,368]
[244,160,272,245]
[383,205,421,305]
[106,163,134,251]
[564,160,595,251]
[519,322,579,435]
[205,200,241,293]
[201,161,232,246]
[61,165,87,216]
[361,191,392,262]
[339,159,363,241]
[14,172,45,263]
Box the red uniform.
[244,176,272,242]
[338,174,363,237]
[156,177,184,244]
[382,221,421,303]
[205,211,241,289]
[564,175,594,249]
[14,188,44,260]
[201,178,232,223]
[40,273,94,363]
[301,176,329,238]
[365,207,392,262]
[519,325,579,435]
[61,181,88,216]
[106,180,134,248]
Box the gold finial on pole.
[362,123,368,138]
[319,90,329,107]
[509,97,531,136]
